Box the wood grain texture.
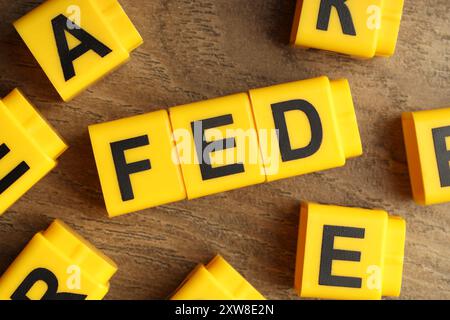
[0,0,449,300]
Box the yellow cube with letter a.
[295,202,406,300]
[170,93,265,200]
[249,76,362,182]
[89,110,186,217]
[0,89,67,216]
[0,220,117,300]
[402,107,450,205]
[14,0,143,101]
[171,255,265,300]
[291,0,404,58]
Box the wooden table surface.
[0,0,449,300]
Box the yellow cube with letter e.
[0,220,117,300]
[291,0,404,58]
[0,89,67,216]
[295,202,406,300]
[14,0,143,101]
[170,94,265,200]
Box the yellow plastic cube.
[169,93,265,200]
[402,107,450,205]
[0,89,67,216]
[0,220,117,300]
[171,255,265,300]
[249,76,362,182]
[291,0,404,58]
[89,110,186,217]
[14,0,143,101]
[295,202,406,300]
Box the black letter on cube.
[11,268,87,300]
[317,0,356,36]
[191,114,244,180]
[52,14,112,81]
[432,126,450,187]
[0,143,30,194]
[319,225,365,288]
[271,100,323,162]
[110,136,152,201]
